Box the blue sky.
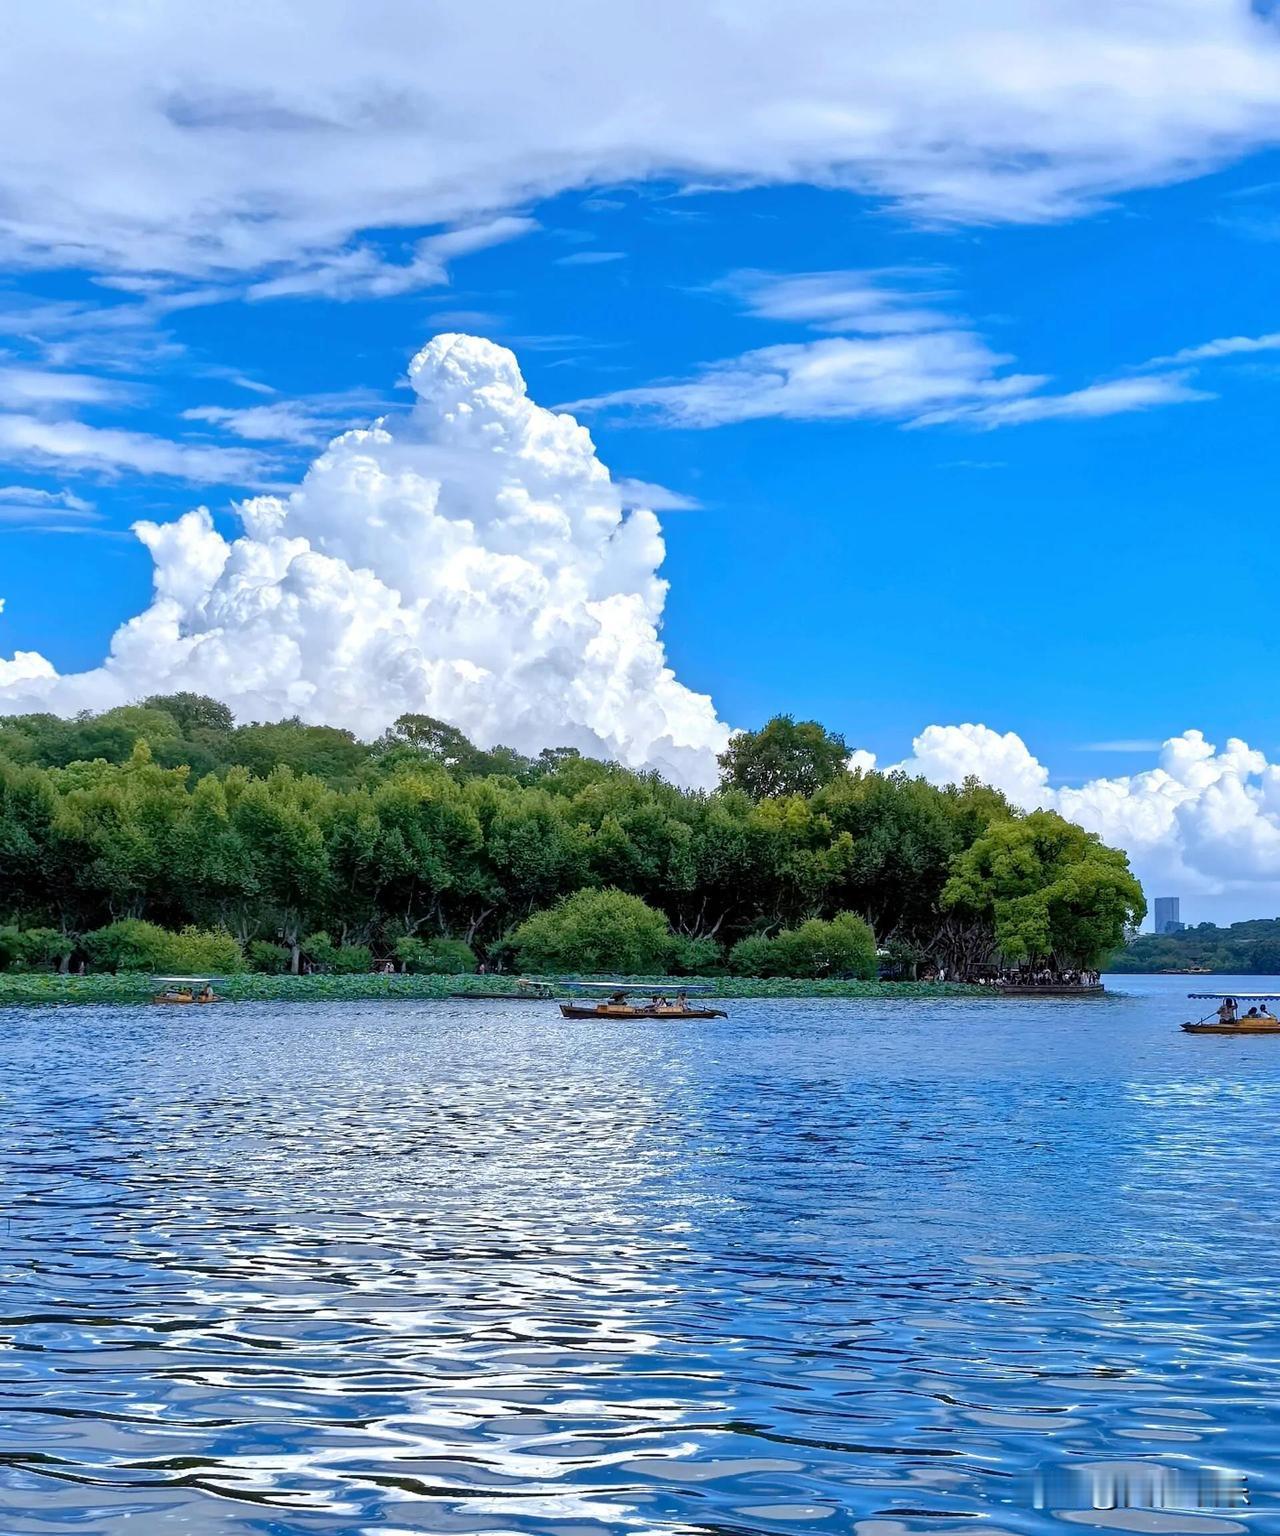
[5,3,1280,921]
[7,164,1280,784]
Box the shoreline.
[0,973,992,1008]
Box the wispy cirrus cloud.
[571,269,1207,430]
[0,415,268,484]
[182,391,387,446]
[246,217,537,302]
[0,366,133,410]
[1144,329,1280,367]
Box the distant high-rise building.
[1154,896,1184,935]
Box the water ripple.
[1,979,1277,1532]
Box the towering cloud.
[878,723,1280,909]
[0,335,729,786]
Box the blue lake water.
[1,975,1278,1533]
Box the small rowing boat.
[558,981,727,1021]
[450,977,556,1001]
[151,975,224,1005]
[1182,991,1280,1034]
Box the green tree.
[508,888,674,974]
[717,715,850,800]
[142,692,235,735]
[943,810,1145,969]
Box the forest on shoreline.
[1109,916,1280,974]
[0,697,1145,978]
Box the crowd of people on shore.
[966,968,1102,989]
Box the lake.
[1,976,1277,1533]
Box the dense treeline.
[0,697,1144,975]
[1111,917,1280,975]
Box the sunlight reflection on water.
[0,976,1277,1532]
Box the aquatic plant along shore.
[0,971,983,1007]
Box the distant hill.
[1110,917,1280,974]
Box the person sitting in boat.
[1218,997,1239,1024]
[1246,1005,1262,1019]
[199,983,215,1002]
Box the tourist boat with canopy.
[449,977,557,1001]
[1182,992,1280,1034]
[151,976,224,1006]
[558,982,727,1021]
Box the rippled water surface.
[3,977,1279,1533]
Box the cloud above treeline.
[0,335,730,786]
[869,724,1280,909]
[0,329,1274,905]
[3,2,1280,288]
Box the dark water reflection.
[2,976,1278,1532]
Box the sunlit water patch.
[2,976,1278,1533]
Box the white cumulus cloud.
[867,722,1280,913]
[0,334,729,786]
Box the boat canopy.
[1189,991,1280,1000]
[151,975,224,984]
[562,979,714,993]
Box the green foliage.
[1109,916,1280,974]
[247,940,292,973]
[943,810,1145,969]
[0,699,1139,982]
[0,925,73,971]
[717,714,852,800]
[730,911,877,978]
[395,935,478,974]
[0,969,981,1009]
[508,887,674,975]
[84,919,241,974]
[729,933,783,977]
[668,934,724,975]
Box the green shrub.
[0,926,23,970]
[7,926,77,971]
[302,931,376,973]
[729,933,782,977]
[248,939,291,973]
[669,934,724,975]
[395,935,478,974]
[508,888,674,975]
[85,919,241,974]
[330,943,373,974]
[730,912,876,979]
[301,930,336,968]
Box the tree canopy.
[0,696,1144,977]
[717,715,851,800]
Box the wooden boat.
[450,978,555,1001]
[151,975,224,1005]
[559,982,727,1021]
[1182,991,1280,1034]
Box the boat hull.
[450,991,551,1001]
[1182,1021,1280,1034]
[559,1003,726,1020]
